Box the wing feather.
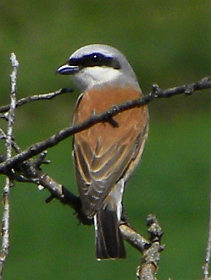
[73,126,145,216]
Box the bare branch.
[121,216,164,280]
[0,88,73,114]
[120,224,150,253]
[0,53,19,277]
[203,161,211,279]
[0,129,21,154]
[136,215,164,280]
[0,77,210,175]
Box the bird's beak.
[57,63,80,75]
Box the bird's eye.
[91,53,101,62]
[81,53,104,67]
[79,53,119,69]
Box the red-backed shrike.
[57,44,148,260]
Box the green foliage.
[0,0,211,279]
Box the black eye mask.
[68,53,121,69]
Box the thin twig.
[0,88,72,114]
[0,128,21,154]
[120,224,150,253]
[0,53,19,278]
[203,145,211,279]
[0,77,210,175]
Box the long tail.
[94,203,126,260]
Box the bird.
[57,44,149,260]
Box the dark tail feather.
[94,205,126,260]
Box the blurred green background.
[0,1,211,279]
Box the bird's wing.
[73,120,148,217]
